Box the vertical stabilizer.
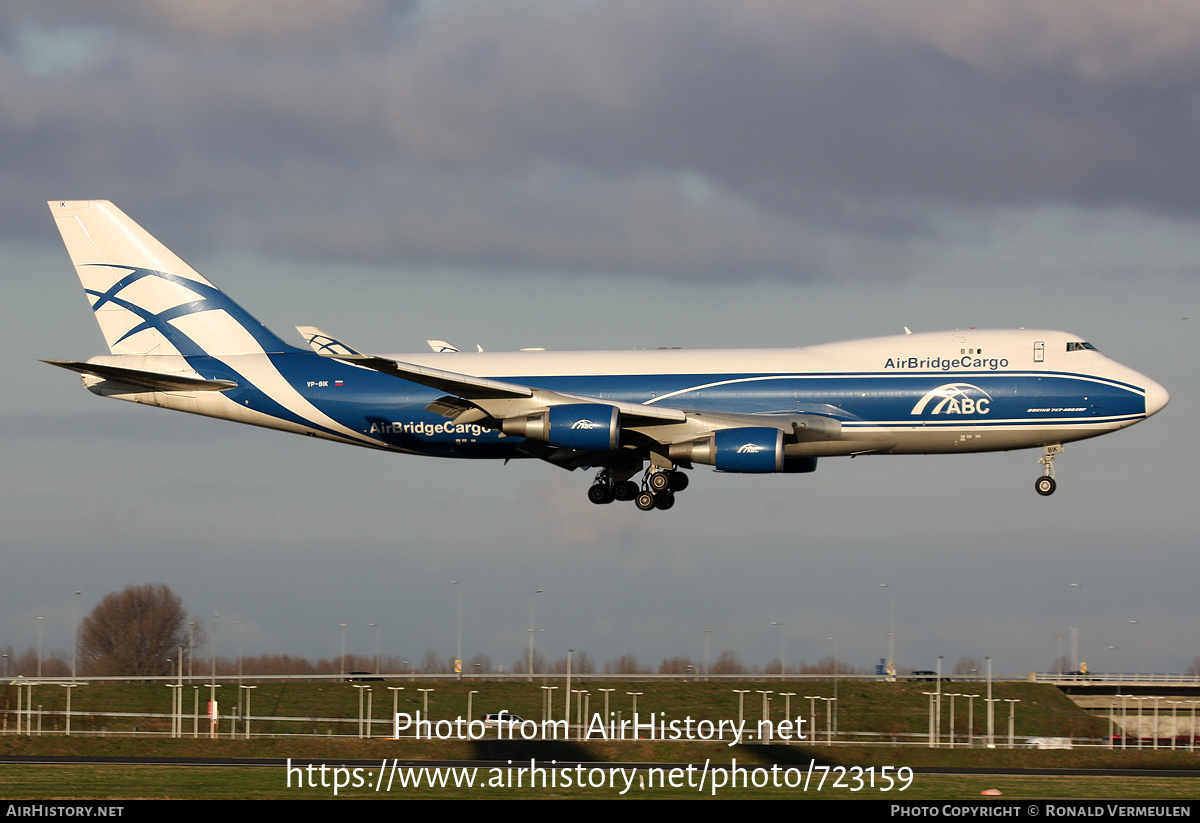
[49,200,295,356]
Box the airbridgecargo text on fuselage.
[884,356,1010,370]
[369,420,491,437]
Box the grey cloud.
[5,0,1200,282]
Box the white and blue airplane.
[46,200,1168,510]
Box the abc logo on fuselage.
[911,383,992,416]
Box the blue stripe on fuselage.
[182,352,1149,454]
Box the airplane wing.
[304,330,843,470]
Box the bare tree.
[953,656,982,676]
[420,649,450,674]
[550,652,594,674]
[78,584,196,676]
[659,656,695,674]
[604,653,645,674]
[710,651,744,675]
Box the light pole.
[772,622,785,675]
[599,688,614,729]
[354,685,371,738]
[235,619,244,725]
[1003,699,1020,748]
[1129,620,1143,675]
[780,691,796,736]
[628,691,644,723]
[61,683,83,736]
[371,623,380,674]
[703,628,712,678]
[733,689,750,737]
[241,685,257,739]
[339,623,348,677]
[541,685,559,723]
[72,591,82,680]
[881,583,895,679]
[167,682,183,738]
[527,589,542,682]
[756,690,773,742]
[388,687,404,736]
[188,621,196,680]
[946,692,960,747]
[452,581,462,680]
[36,616,45,679]
[986,656,994,747]
[565,650,573,729]
[1070,583,1086,672]
[963,693,980,747]
[828,637,838,738]
[936,655,944,744]
[211,612,219,685]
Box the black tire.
[1035,476,1056,496]
[648,472,670,491]
[654,491,675,510]
[635,491,657,511]
[669,471,689,492]
[613,480,639,501]
[588,484,613,504]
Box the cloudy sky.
[3,1,1198,678]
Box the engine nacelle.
[671,426,785,473]
[501,403,620,450]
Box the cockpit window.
[1066,341,1098,352]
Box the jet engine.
[670,427,781,472]
[501,403,620,450]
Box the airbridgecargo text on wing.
[884,356,1010,370]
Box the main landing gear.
[1035,443,1063,496]
[588,467,689,511]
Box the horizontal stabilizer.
[42,360,238,392]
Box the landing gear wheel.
[1035,443,1062,497]
[654,491,675,510]
[648,471,671,492]
[613,480,639,501]
[669,471,689,492]
[588,484,614,504]
[635,491,657,511]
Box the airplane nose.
[1144,379,1169,417]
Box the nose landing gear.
[1035,444,1062,496]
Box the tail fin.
[49,200,297,357]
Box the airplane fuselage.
[80,327,1162,461]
